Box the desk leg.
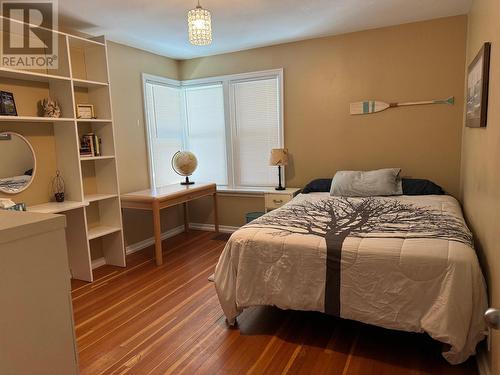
[213,193,219,233]
[152,200,163,266]
[183,202,189,232]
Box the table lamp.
[269,148,288,191]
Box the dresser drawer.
[265,193,292,210]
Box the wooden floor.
[72,230,478,375]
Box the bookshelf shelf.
[0,67,71,83]
[28,201,88,214]
[0,24,125,283]
[87,225,121,240]
[73,78,109,88]
[68,34,106,48]
[77,119,112,124]
[85,193,117,203]
[0,116,75,123]
[80,155,115,161]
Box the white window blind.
[184,83,227,185]
[232,77,281,187]
[143,69,283,190]
[144,81,184,188]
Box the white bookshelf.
[0,26,125,282]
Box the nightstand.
[264,188,301,212]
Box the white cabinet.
[0,211,79,375]
[264,188,301,212]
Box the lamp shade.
[269,148,289,166]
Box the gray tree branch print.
[248,197,472,246]
[246,196,472,315]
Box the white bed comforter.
[214,193,487,364]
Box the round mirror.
[0,132,36,194]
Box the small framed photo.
[0,91,17,116]
[466,42,491,128]
[76,104,95,119]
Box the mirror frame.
[0,131,37,195]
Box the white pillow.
[330,168,403,197]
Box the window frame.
[142,68,284,190]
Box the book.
[80,133,102,157]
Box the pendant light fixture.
[188,0,212,46]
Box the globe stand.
[180,176,195,185]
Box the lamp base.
[180,176,195,185]
[275,165,285,191]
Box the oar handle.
[397,101,435,107]
[395,96,455,107]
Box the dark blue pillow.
[401,178,444,195]
[301,178,332,193]
[301,177,444,195]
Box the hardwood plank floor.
[72,230,478,375]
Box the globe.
[171,151,198,185]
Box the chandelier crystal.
[188,1,212,46]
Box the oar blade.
[350,101,390,115]
[444,96,455,105]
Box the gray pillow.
[330,168,403,197]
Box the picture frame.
[466,42,491,128]
[76,104,95,119]
[0,91,17,116]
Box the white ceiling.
[59,0,472,60]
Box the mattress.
[214,193,488,364]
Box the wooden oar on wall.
[350,96,454,115]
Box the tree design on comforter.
[247,196,473,315]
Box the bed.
[214,193,488,364]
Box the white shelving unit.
[0,26,125,282]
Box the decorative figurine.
[41,98,62,118]
[52,170,65,202]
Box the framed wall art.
[0,91,17,116]
[76,104,95,119]
[466,42,491,128]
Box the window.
[143,79,183,188]
[231,78,281,187]
[184,83,227,185]
[143,69,283,190]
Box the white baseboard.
[91,225,184,269]
[91,223,238,269]
[476,345,491,375]
[126,225,186,255]
[189,222,239,233]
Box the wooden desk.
[121,183,219,266]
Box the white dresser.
[0,211,79,375]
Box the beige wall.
[106,42,184,246]
[460,0,500,373]
[181,16,467,226]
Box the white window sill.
[216,186,301,196]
